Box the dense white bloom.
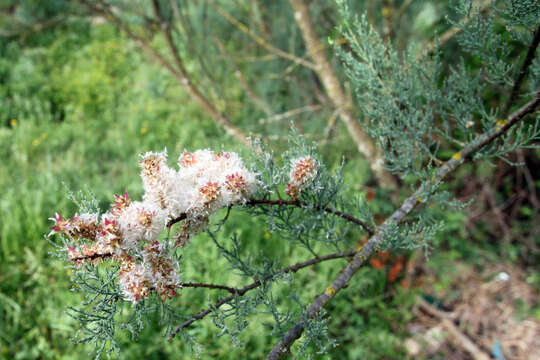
[117,201,168,250]
[121,149,257,302]
[118,260,148,303]
[53,147,258,303]
[140,149,178,212]
[176,149,258,212]
[142,241,181,299]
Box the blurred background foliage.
[0,0,538,359]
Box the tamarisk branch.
[265,93,540,359]
[166,198,374,234]
[168,250,356,340]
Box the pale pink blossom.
[286,156,317,199]
[51,148,258,304]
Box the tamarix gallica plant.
[47,0,539,358]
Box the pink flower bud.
[179,151,196,167]
[225,173,248,194]
[286,156,317,198]
[199,182,220,203]
[290,156,317,185]
[112,190,131,217]
[48,213,72,236]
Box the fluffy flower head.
[51,147,257,303]
[286,156,318,199]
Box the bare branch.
[168,250,356,340]
[246,199,375,235]
[151,0,249,145]
[265,93,540,359]
[216,7,317,71]
[417,298,491,360]
[166,213,187,228]
[321,109,340,144]
[69,252,113,263]
[80,0,249,146]
[166,198,375,235]
[180,282,237,294]
[213,36,273,116]
[258,104,323,125]
[503,23,540,117]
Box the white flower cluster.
[50,148,258,303]
[141,149,258,219]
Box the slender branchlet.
[167,199,374,234]
[266,93,540,360]
[168,250,356,339]
[81,0,250,145]
[503,23,540,116]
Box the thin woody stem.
[168,250,356,340]
[503,23,540,117]
[68,252,240,294]
[246,199,375,234]
[166,213,187,228]
[150,0,249,145]
[265,93,540,359]
[213,36,273,116]
[180,282,237,294]
[215,6,317,71]
[166,198,374,235]
[258,104,323,125]
[69,252,113,262]
[81,0,249,145]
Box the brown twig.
[69,255,241,294]
[265,94,540,359]
[69,252,246,294]
[168,250,356,340]
[321,109,340,144]
[166,213,187,228]
[216,6,317,71]
[70,252,113,263]
[180,282,237,294]
[80,0,249,146]
[503,23,540,117]
[213,36,273,116]
[516,150,540,210]
[246,199,375,234]
[483,183,511,241]
[150,0,249,145]
[257,104,323,125]
[166,199,375,235]
[417,298,491,360]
